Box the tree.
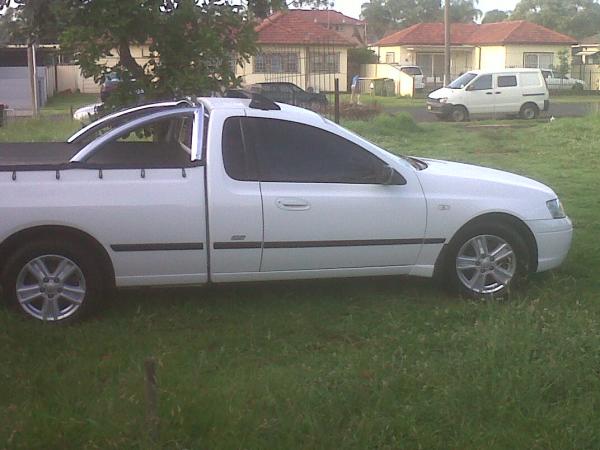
[511,0,600,39]
[481,9,510,23]
[57,0,257,106]
[362,0,481,40]
[0,0,60,44]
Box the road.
[385,102,597,123]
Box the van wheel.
[1,239,102,324]
[520,103,539,120]
[450,106,469,122]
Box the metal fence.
[238,41,348,120]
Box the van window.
[497,75,518,88]
[469,74,492,91]
[520,72,542,87]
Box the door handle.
[276,198,310,211]
[494,92,501,94]
[486,92,493,95]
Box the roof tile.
[255,10,357,46]
[375,21,577,46]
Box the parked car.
[248,82,328,108]
[100,72,121,102]
[427,68,550,122]
[396,65,425,90]
[541,69,585,91]
[73,103,104,124]
[0,97,572,323]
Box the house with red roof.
[370,21,576,84]
[236,10,364,92]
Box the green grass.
[2,110,600,448]
[41,92,100,116]
[338,93,425,108]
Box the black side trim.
[523,93,546,97]
[214,242,262,249]
[213,238,445,250]
[111,243,204,252]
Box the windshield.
[401,67,422,76]
[448,72,477,89]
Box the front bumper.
[426,100,453,116]
[526,217,573,272]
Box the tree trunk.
[118,38,143,77]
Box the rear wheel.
[520,103,539,120]
[445,222,530,298]
[1,239,103,323]
[450,106,469,122]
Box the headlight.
[546,198,566,219]
[439,98,448,103]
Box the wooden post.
[144,358,159,442]
[27,42,39,117]
[334,78,340,124]
[444,0,451,86]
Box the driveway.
[385,102,596,123]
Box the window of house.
[241,118,401,184]
[385,52,395,63]
[497,75,518,87]
[469,74,492,90]
[309,52,340,73]
[416,53,445,79]
[254,52,299,73]
[524,52,554,69]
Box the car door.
[242,117,428,274]
[464,74,494,116]
[493,73,521,114]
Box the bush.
[339,102,382,120]
[369,112,422,135]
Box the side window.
[497,75,517,88]
[243,118,397,184]
[222,117,258,181]
[86,115,193,167]
[469,74,492,90]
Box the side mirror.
[376,164,396,185]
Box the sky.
[333,0,520,21]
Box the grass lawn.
[41,92,100,116]
[1,105,600,448]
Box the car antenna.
[249,93,281,111]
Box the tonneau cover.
[0,143,80,168]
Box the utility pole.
[444,0,451,85]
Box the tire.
[1,239,103,324]
[520,103,539,120]
[443,221,530,298]
[450,106,469,122]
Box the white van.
[426,68,549,122]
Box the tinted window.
[469,74,492,90]
[222,117,258,181]
[243,118,399,184]
[498,75,518,88]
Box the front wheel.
[1,240,102,323]
[445,222,530,298]
[450,106,469,122]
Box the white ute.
[0,97,572,323]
